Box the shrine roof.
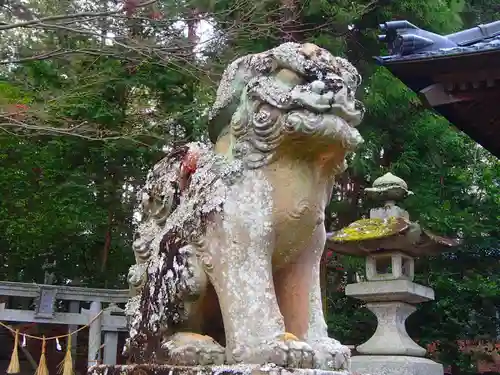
[374,20,500,158]
[375,20,500,64]
[376,35,500,63]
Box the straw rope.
[0,310,103,340]
[1,310,106,374]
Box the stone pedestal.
[88,364,350,375]
[351,356,443,375]
[346,279,434,356]
[357,302,425,356]
[346,279,442,375]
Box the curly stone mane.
[208,42,365,170]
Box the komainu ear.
[208,53,278,143]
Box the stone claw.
[310,338,351,371]
[287,338,315,368]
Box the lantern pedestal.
[346,279,433,358]
[351,356,444,375]
[346,278,443,375]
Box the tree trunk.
[100,209,113,272]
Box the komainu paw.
[160,332,225,366]
[231,333,314,369]
[311,338,351,370]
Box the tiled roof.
[376,20,500,64]
[373,21,500,160]
[378,36,500,63]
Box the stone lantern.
[327,172,459,375]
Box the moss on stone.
[328,217,404,243]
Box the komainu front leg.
[204,176,313,368]
[206,231,314,367]
[304,228,351,371]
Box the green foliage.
[0,17,199,287]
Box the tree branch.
[0,0,158,31]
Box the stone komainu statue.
[125,42,365,371]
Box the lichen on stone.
[88,364,352,375]
[125,141,244,361]
[328,217,407,243]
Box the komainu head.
[208,42,365,169]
